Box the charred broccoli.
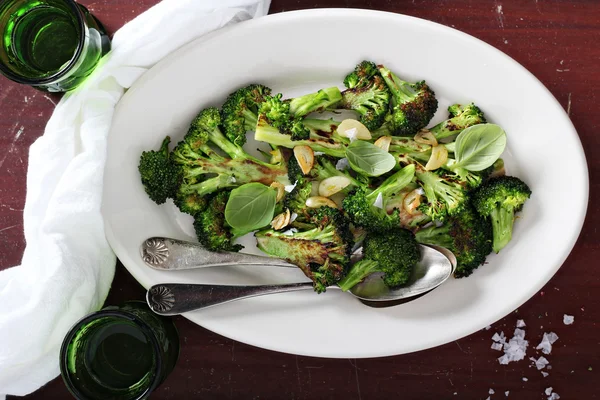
[415,205,493,277]
[339,60,391,131]
[337,229,420,291]
[472,176,531,253]
[255,206,352,293]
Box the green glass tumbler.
[59,301,180,400]
[0,0,110,92]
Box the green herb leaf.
[451,123,507,171]
[346,140,396,177]
[225,183,277,232]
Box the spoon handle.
[140,237,296,270]
[146,282,315,315]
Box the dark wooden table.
[1,0,598,398]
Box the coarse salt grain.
[505,391,510,396]
[336,158,349,171]
[563,314,574,325]
[535,356,550,370]
[290,212,298,223]
[489,389,495,394]
[344,127,358,142]
[485,325,492,330]
[373,192,384,209]
[548,393,560,400]
[491,343,503,351]
[284,181,297,193]
[545,387,553,395]
[516,319,526,328]
[541,371,549,377]
[313,151,325,156]
[536,332,559,355]
[522,377,528,381]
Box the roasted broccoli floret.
[339,60,391,131]
[429,103,486,140]
[255,206,352,293]
[255,113,348,157]
[375,65,438,136]
[472,176,531,253]
[337,229,420,291]
[138,136,181,205]
[415,205,493,277]
[193,191,243,252]
[221,84,272,146]
[342,165,415,231]
[283,178,313,219]
[170,108,288,203]
[416,168,469,221]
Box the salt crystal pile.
[497,328,529,364]
[536,332,559,355]
[563,314,574,325]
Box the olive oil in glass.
[0,0,110,91]
[60,301,179,400]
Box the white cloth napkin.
[0,0,270,396]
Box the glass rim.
[58,304,164,400]
[0,0,87,85]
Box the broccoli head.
[416,168,469,222]
[138,136,181,204]
[339,60,391,131]
[429,103,486,140]
[342,165,415,231]
[169,107,288,200]
[255,206,353,293]
[415,205,493,278]
[472,176,531,253]
[337,229,420,291]
[193,191,243,252]
[376,64,438,136]
[221,84,272,146]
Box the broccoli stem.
[337,259,378,291]
[368,164,415,201]
[185,175,238,197]
[255,120,347,158]
[490,206,514,253]
[288,87,343,117]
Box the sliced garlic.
[318,176,352,197]
[293,145,314,175]
[270,208,291,230]
[337,119,372,140]
[305,196,338,209]
[270,182,285,202]
[374,135,392,152]
[414,129,438,146]
[425,144,448,171]
[403,189,423,215]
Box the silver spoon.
[144,238,455,316]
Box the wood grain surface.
[1,0,598,399]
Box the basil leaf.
[346,140,396,177]
[225,183,277,232]
[451,123,507,171]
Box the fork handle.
[146,282,315,315]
